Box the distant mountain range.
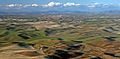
[0,10,120,15]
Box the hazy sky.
[0,0,120,4]
[0,0,120,13]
